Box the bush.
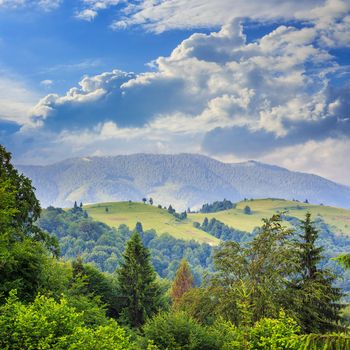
[142,311,222,349]
[0,291,134,350]
[249,310,301,350]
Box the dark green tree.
[289,213,343,333]
[0,144,59,300]
[135,222,143,234]
[116,231,162,327]
[243,206,251,215]
[212,214,295,325]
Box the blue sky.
[0,0,350,186]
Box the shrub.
[142,311,222,349]
[0,291,134,350]
[249,310,301,350]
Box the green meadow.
[85,198,350,245]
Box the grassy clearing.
[85,201,219,245]
[85,199,350,245]
[189,199,350,235]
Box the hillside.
[85,199,350,244]
[85,201,219,245]
[18,154,350,210]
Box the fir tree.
[290,213,343,333]
[135,222,143,234]
[170,259,194,308]
[116,231,161,328]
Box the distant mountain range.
[18,153,350,210]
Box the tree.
[105,207,109,213]
[142,311,221,350]
[202,217,209,229]
[0,145,59,300]
[0,145,42,239]
[149,198,153,205]
[167,205,175,214]
[211,214,295,325]
[116,231,162,327]
[142,198,147,204]
[135,222,143,234]
[243,206,251,215]
[289,213,343,333]
[0,291,134,350]
[170,260,194,308]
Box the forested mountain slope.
[18,154,350,209]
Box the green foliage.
[37,207,213,284]
[0,145,60,301]
[298,333,350,349]
[334,253,350,270]
[212,214,295,324]
[116,231,162,328]
[70,257,120,319]
[200,199,236,213]
[0,291,134,349]
[289,213,344,333]
[196,217,250,241]
[177,287,218,325]
[249,311,301,350]
[243,206,252,215]
[142,311,222,350]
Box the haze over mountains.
[18,154,350,210]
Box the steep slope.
[84,199,350,242]
[18,153,350,209]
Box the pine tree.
[290,213,343,333]
[170,259,194,308]
[116,231,161,328]
[135,222,143,234]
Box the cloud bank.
[1,0,350,186]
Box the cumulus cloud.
[0,75,40,124]
[29,18,347,138]
[3,1,350,186]
[75,0,122,21]
[261,138,350,186]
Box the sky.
[0,0,350,186]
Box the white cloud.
[75,8,98,21]
[111,0,324,33]
[76,0,123,21]
[0,0,61,10]
[40,79,53,87]
[0,74,40,124]
[28,18,348,137]
[4,2,350,188]
[261,138,350,186]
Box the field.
[85,201,220,245]
[189,199,350,235]
[85,199,350,245]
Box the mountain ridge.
[17,153,350,210]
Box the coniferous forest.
[2,142,350,349]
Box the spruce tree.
[171,259,194,308]
[291,213,343,333]
[116,231,161,328]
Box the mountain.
[17,153,350,210]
